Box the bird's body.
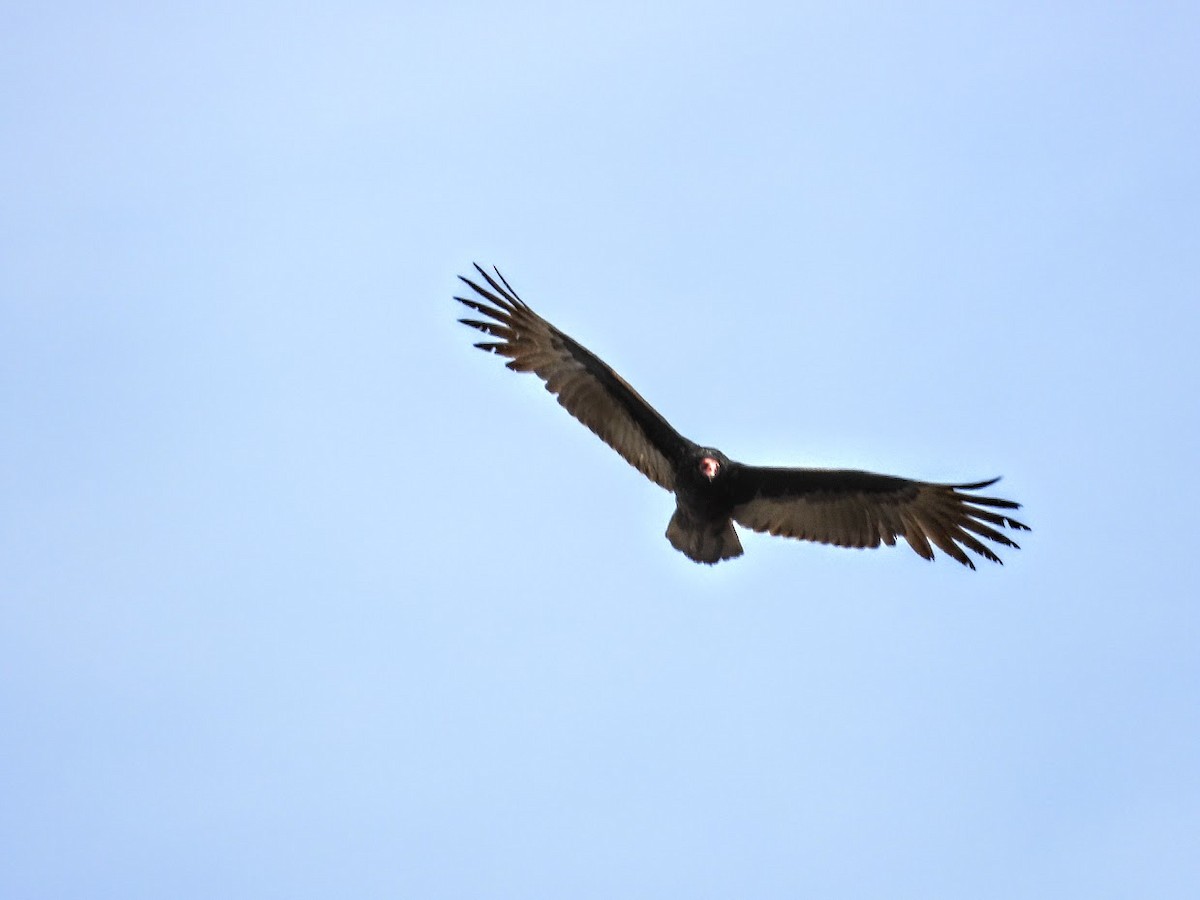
[666,447,743,563]
[456,265,1028,567]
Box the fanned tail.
[666,507,744,565]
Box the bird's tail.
[666,509,744,565]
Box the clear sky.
[3,2,1198,897]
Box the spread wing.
[456,264,691,491]
[730,468,1029,568]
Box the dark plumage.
[456,265,1029,567]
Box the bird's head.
[693,448,729,483]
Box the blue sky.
[3,2,1198,897]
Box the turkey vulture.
[456,265,1028,567]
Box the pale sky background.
[3,2,1199,897]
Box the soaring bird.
[456,265,1028,567]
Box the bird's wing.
[456,265,690,491]
[729,467,1029,568]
